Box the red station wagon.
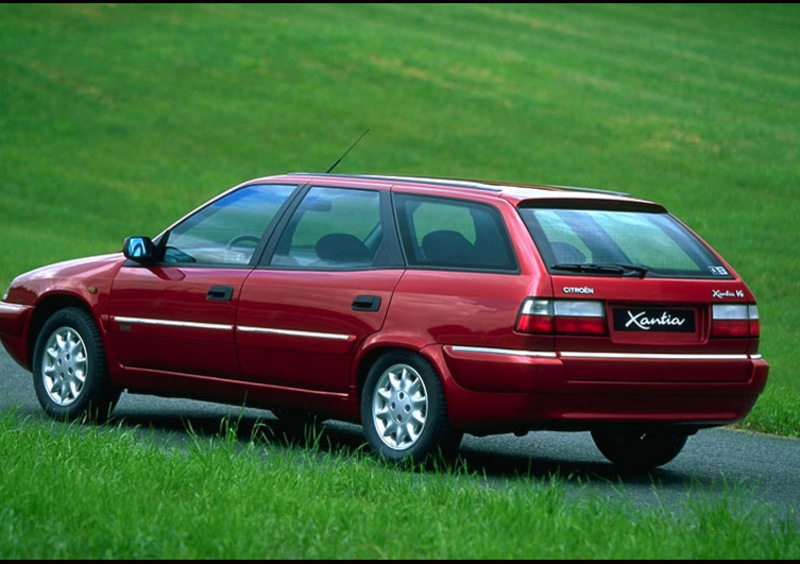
[0,173,769,470]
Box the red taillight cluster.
[516,299,607,335]
[711,304,760,337]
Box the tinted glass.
[270,187,381,269]
[395,194,517,271]
[520,205,731,278]
[164,184,295,265]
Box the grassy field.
[1,411,797,560]
[1,3,799,558]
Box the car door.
[107,183,297,379]
[236,185,405,393]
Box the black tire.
[32,307,121,423]
[591,427,689,471]
[360,350,462,464]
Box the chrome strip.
[450,347,754,361]
[560,352,751,361]
[113,316,233,331]
[0,302,28,313]
[450,346,557,359]
[237,326,353,341]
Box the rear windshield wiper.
[551,263,649,277]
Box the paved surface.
[2,347,798,523]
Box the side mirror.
[122,236,155,262]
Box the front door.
[107,182,297,379]
[108,265,248,378]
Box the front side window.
[164,184,296,266]
[269,187,382,269]
[394,194,517,272]
[519,201,731,278]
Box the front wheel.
[591,427,689,471]
[32,307,121,423]
[360,351,462,464]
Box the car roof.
[247,172,659,208]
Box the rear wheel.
[591,427,689,471]
[360,350,462,464]
[32,307,120,423]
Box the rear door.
[236,184,405,392]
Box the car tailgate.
[551,276,761,383]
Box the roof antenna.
[326,128,370,173]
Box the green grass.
[0,412,797,560]
[1,4,799,557]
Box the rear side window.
[394,193,517,272]
[519,202,731,279]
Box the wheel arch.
[27,294,96,368]
[354,342,453,406]
[356,342,463,462]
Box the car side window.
[163,184,296,266]
[394,193,517,272]
[269,186,382,270]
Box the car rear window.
[519,201,733,279]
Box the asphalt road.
[2,347,798,523]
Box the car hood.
[5,253,127,306]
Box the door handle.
[352,294,381,312]
[207,285,234,302]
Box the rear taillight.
[516,299,607,335]
[711,304,760,337]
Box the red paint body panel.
[1,253,123,369]
[110,365,356,420]
[0,303,32,366]
[383,269,550,351]
[236,269,403,392]
[435,345,768,432]
[108,265,248,379]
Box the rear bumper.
[439,345,769,432]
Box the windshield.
[519,203,732,279]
